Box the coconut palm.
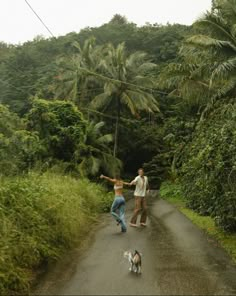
[185,0,236,98]
[74,121,122,177]
[90,42,159,157]
[54,37,102,105]
[159,62,211,108]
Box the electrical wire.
[0,76,154,124]
[2,2,168,103]
[24,0,55,38]
[77,66,168,95]
[0,77,138,122]
[23,0,167,96]
[0,78,25,93]
[80,107,139,123]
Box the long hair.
[115,174,121,180]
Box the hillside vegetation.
[0,172,111,294]
[1,0,236,293]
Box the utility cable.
[77,66,168,95]
[24,0,55,38]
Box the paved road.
[34,192,236,295]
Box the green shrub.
[26,99,86,162]
[180,102,236,232]
[159,180,182,201]
[0,104,42,176]
[0,172,109,295]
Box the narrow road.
[34,192,236,295]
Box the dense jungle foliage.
[1,0,236,293]
[1,0,236,229]
[0,173,112,294]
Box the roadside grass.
[160,181,236,263]
[0,172,111,295]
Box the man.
[130,168,149,227]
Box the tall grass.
[0,172,111,295]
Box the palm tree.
[74,121,122,177]
[90,43,159,157]
[185,0,236,98]
[159,0,236,120]
[159,62,211,108]
[54,37,102,105]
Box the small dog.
[124,250,142,274]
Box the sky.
[1,0,212,44]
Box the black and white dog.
[124,250,142,274]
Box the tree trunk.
[113,97,120,157]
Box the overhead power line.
[5,2,168,99]
[0,78,25,93]
[77,66,168,95]
[24,0,55,38]
[0,78,150,123]
[23,0,167,95]
[80,107,139,123]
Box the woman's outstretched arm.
[100,174,116,183]
[122,181,132,186]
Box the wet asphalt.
[34,192,236,295]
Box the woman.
[100,174,130,232]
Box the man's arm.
[146,177,150,189]
[146,177,150,193]
[130,176,138,186]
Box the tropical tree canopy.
[90,42,159,156]
[0,7,236,234]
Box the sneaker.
[129,223,138,227]
[121,229,127,233]
[117,220,121,226]
[140,223,147,227]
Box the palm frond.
[100,153,122,176]
[121,92,137,115]
[79,156,101,176]
[215,0,236,27]
[97,134,113,144]
[90,93,112,110]
[211,57,236,82]
[213,77,236,98]
[104,82,119,95]
[93,121,105,131]
[132,76,154,88]
[125,90,159,113]
[195,12,236,44]
[136,62,157,73]
[187,35,236,52]
[126,51,148,68]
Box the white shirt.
[132,175,149,197]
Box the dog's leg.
[138,265,141,274]
[129,263,132,271]
[128,255,133,271]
